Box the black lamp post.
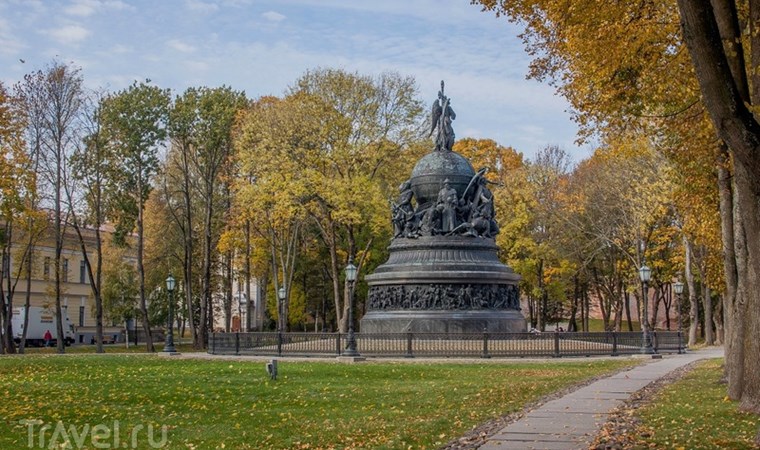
[277,286,286,332]
[638,265,655,354]
[164,274,177,353]
[343,258,360,357]
[673,281,684,354]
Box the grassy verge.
[0,355,637,449]
[635,359,759,449]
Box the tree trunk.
[200,187,214,347]
[651,285,662,330]
[733,163,760,414]
[245,220,253,331]
[677,1,760,411]
[19,250,33,354]
[582,281,590,332]
[704,285,714,345]
[718,150,741,397]
[567,275,579,332]
[713,293,724,345]
[137,173,154,352]
[684,236,699,346]
[536,259,545,331]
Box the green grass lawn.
[635,358,760,450]
[0,355,637,449]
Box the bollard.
[266,359,278,380]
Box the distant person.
[43,329,52,347]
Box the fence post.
[553,330,560,357]
[611,331,618,356]
[336,332,341,356]
[277,330,283,356]
[211,332,216,354]
[235,332,240,355]
[652,331,659,353]
[482,328,490,358]
[406,329,414,358]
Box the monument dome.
[410,150,475,208]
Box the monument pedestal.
[361,236,526,334]
[361,310,526,334]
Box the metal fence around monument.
[208,330,685,358]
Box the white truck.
[11,306,75,347]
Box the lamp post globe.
[673,281,685,353]
[343,258,360,357]
[277,286,286,332]
[164,273,177,353]
[638,265,655,354]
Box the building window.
[62,258,69,283]
[43,257,50,280]
[79,260,86,284]
[79,306,85,327]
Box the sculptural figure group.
[392,169,500,240]
[368,283,520,311]
[391,81,501,240]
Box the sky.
[0,0,592,162]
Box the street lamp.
[277,286,286,332]
[638,265,655,354]
[164,273,177,353]
[673,281,684,354]
[343,258,360,357]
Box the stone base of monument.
[360,309,527,334]
[363,235,527,334]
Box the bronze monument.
[361,82,526,333]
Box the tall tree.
[165,86,247,347]
[101,81,170,352]
[234,95,315,331]
[68,91,110,353]
[475,0,760,418]
[676,2,760,417]
[0,81,33,354]
[15,62,85,354]
[288,69,425,332]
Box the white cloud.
[186,0,219,13]
[167,39,196,53]
[65,0,98,17]
[46,24,91,45]
[65,0,132,16]
[262,11,286,22]
[183,60,209,72]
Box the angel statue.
[429,80,456,152]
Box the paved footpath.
[477,347,724,450]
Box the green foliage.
[101,80,170,235]
[100,244,139,323]
[0,355,637,449]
